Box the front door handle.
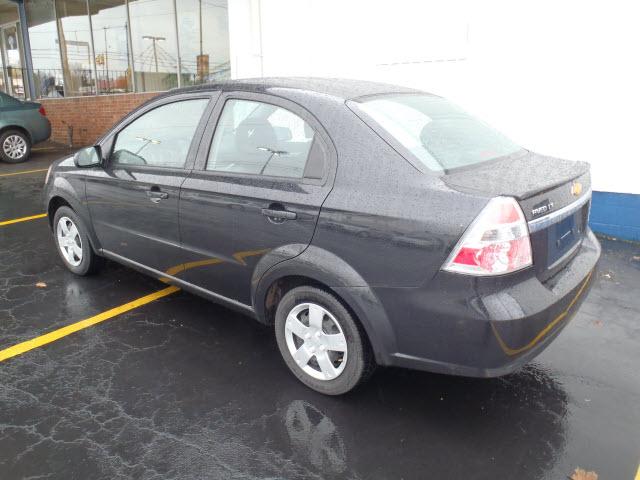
[261,207,297,222]
[146,188,169,203]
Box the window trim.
[193,91,335,186]
[101,92,218,171]
[347,95,435,176]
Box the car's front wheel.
[275,286,375,395]
[0,129,31,163]
[53,206,102,275]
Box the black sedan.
[44,78,600,395]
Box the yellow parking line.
[0,168,48,177]
[0,246,267,361]
[234,248,270,265]
[0,213,47,227]
[160,248,270,281]
[0,286,179,363]
[634,462,639,480]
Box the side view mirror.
[74,145,102,168]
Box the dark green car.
[0,91,51,163]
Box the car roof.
[165,77,423,102]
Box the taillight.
[442,196,532,276]
[38,106,46,116]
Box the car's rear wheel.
[53,206,102,275]
[0,130,31,163]
[275,286,375,395]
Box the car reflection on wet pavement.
[0,148,639,480]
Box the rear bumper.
[31,117,51,144]
[370,229,601,377]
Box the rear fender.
[0,124,32,143]
[252,245,397,365]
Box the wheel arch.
[47,188,102,252]
[252,245,397,365]
[47,196,72,227]
[0,125,32,144]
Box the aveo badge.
[531,199,554,218]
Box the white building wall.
[229,0,640,195]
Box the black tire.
[52,206,102,275]
[275,286,375,395]
[0,129,31,163]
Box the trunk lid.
[22,101,41,110]
[443,151,592,279]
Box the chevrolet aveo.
[44,78,600,395]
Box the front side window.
[351,94,525,172]
[112,99,209,168]
[207,99,315,178]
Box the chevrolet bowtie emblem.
[571,181,583,197]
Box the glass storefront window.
[0,32,5,94]
[0,4,24,98]
[56,0,96,96]
[25,0,64,98]
[22,0,231,99]
[89,0,133,94]
[2,24,25,98]
[128,0,179,92]
[176,0,230,86]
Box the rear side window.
[206,99,315,178]
[112,99,209,168]
[350,94,524,172]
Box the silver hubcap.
[56,216,83,267]
[3,134,27,159]
[285,303,348,381]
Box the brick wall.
[39,92,160,147]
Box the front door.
[86,96,212,273]
[179,93,335,305]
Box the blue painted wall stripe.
[589,191,640,241]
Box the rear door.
[179,92,335,305]
[85,94,213,273]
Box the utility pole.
[103,27,109,89]
[199,0,203,57]
[143,35,165,73]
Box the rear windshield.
[350,94,524,173]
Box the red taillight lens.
[443,197,532,275]
[38,106,46,116]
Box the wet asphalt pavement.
[0,148,639,480]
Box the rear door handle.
[261,208,297,221]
